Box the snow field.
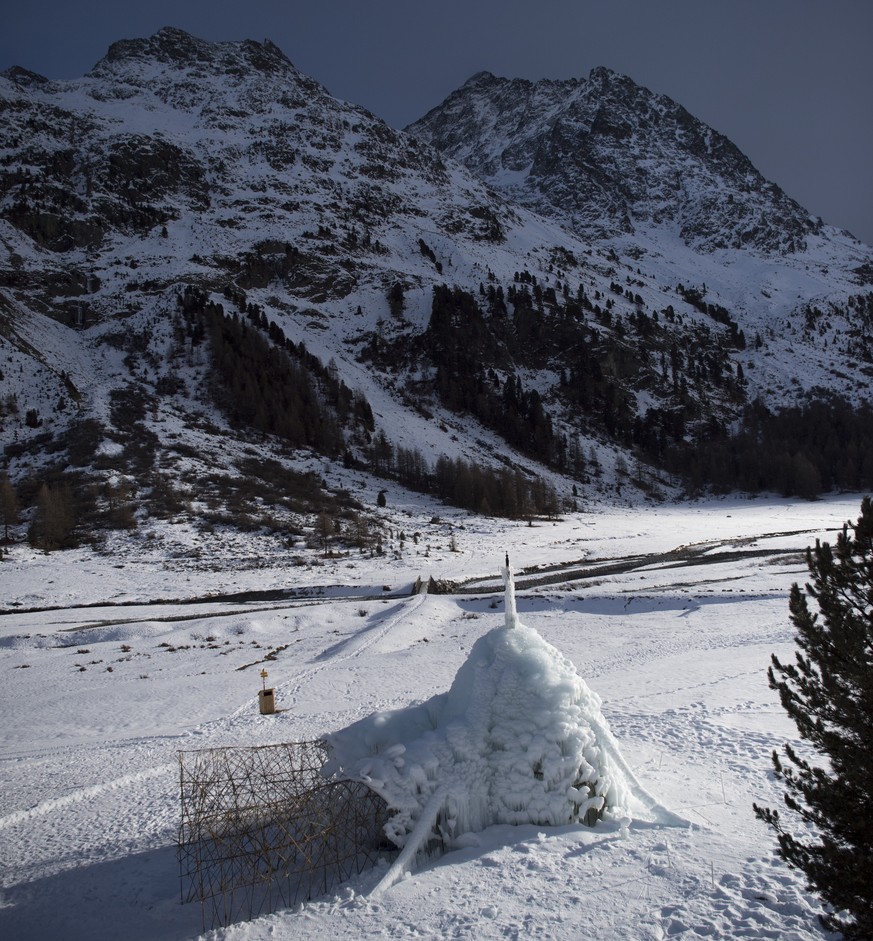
[0,494,861,940]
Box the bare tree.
[0,472,18,543]
[29,482,75,551]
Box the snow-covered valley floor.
[1,494,862,941]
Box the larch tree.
[0,471,19,542]
[29,482,76,551]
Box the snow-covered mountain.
[1,30,872,547]
[407,67,873,400]
[0,28,561,525]
[408,67,825,253]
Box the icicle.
[502,553,518,629]
[369,786,448,897]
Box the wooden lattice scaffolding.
[177,740,395,929]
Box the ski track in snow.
[0,762,170,833]
[230,591,429,718]
[0,592,428,900]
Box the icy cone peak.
[503,554,518,629]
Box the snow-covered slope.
[0,28,591,507]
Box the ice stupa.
[324,559,682,889]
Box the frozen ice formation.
[324,561,683,889]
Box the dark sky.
[3,0,871,245]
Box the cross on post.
[258,669,275,714]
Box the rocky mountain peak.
[586,65,630,91]
[1,65,51,88]
[87,26,303,86]
[101,26,217,67]
[408,68,817,253]
[463,70,497,87]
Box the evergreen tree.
[753,497,873,939]
[387,281,405,318]
[315,511,333,557]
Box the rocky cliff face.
[407,67,820,254]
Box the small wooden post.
[258,668,275,715]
